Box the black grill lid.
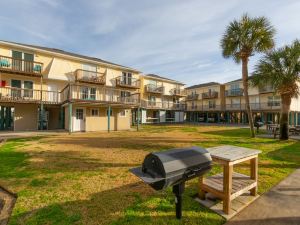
[131,146,211,185]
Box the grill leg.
[173,182,185,219]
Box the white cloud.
[1,0,299,86]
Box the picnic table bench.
[198,145,261,215]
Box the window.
[24,81,33,98]
[90,88,96,100]
[120,110,126,117]
[209,100,216,109]
[80,87,89,99]
[122,72,132,85]
[268,96,281,106]
[230,83,239,90]
[82,64,97,78]
[76,109,84,120]
[91,109,99,117]
[12,51,34,72]
[11,79,21,98]
[80,87,96,100]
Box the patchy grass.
[0,125,299,225]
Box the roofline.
[143,74,185,85]
[186,83,221,90]
[0,40,141,73]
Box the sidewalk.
[0,130,67,140]
[225,168,300,225]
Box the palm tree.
[221,14,276,137]
[252,40,300,140]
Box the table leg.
[223,163,233,214]
[250,157,258,196]
[198,176,206,200]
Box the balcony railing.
[144,84,165,94]
[0,86,60,104]
[75,69,105,85]
[203,105,221,110]
[186,94,199,100]
[141,100,186,110]
[225,102,281,111]
[169,88,186,96]
[225,88,244,97]
[202,91,218,99]
[115,76,140,89]
[0,55,43,77]
[259,86,275,94]
[61,84,139,105]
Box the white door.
[73,108,86,131]
[48,84,58,102]
[159,110,166,123]
[175,112,180,122]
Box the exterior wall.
[14,104,38,131]
[47,107,61,130]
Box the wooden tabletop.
[207,145,261,162]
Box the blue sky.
[1,0,299,86]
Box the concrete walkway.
[226,169,300,225]
[0,130,67,140]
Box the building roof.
[186,82,220,90]
[144,74,185,85]
[0,40,140,72]
[224,76,254,84]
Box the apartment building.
[138,74,186,123]
[186,82,225,122]
[0,40,140,132]
[186,78,300,125]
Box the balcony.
[0,86,60,104]
[115,76,140,89]
[141,100,163,109]
[141,100,186,110]
[225,88,244,97]
[169,88,186,97]
[186,94,199,101]
[259,86,275,94]
[0,55,43,77]
[144,84,164,94]
[61,84,139,106]
[203,104,221,111]
[75,69,105,85]
[202,91,218,99]
[226,104,246,111]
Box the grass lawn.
[1,125,300,225]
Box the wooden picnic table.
[198,145,261,215]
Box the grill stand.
[172,182,185,219]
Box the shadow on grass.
[9,181,224,225]
[266,142,300,166]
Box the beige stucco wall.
[84,107,131,132]
[14,104,38,131]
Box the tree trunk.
[242,57,255,137]
[280,94,291,140]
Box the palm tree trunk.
[242,57,255,137]
[280,94,291,140]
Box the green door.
[11,79,21,98]
[12,50,22,71]
[0,106,13,130]
[24,53,34,73]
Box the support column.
[108,105,111,132]
[137,107,140,131]
[68,103,72,134]
[294,112,296,126]
[217,112,220,123]
[206,112,208,123]
[261,112,264,123]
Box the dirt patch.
[0,186,17,225]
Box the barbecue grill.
[130,146,212,219]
